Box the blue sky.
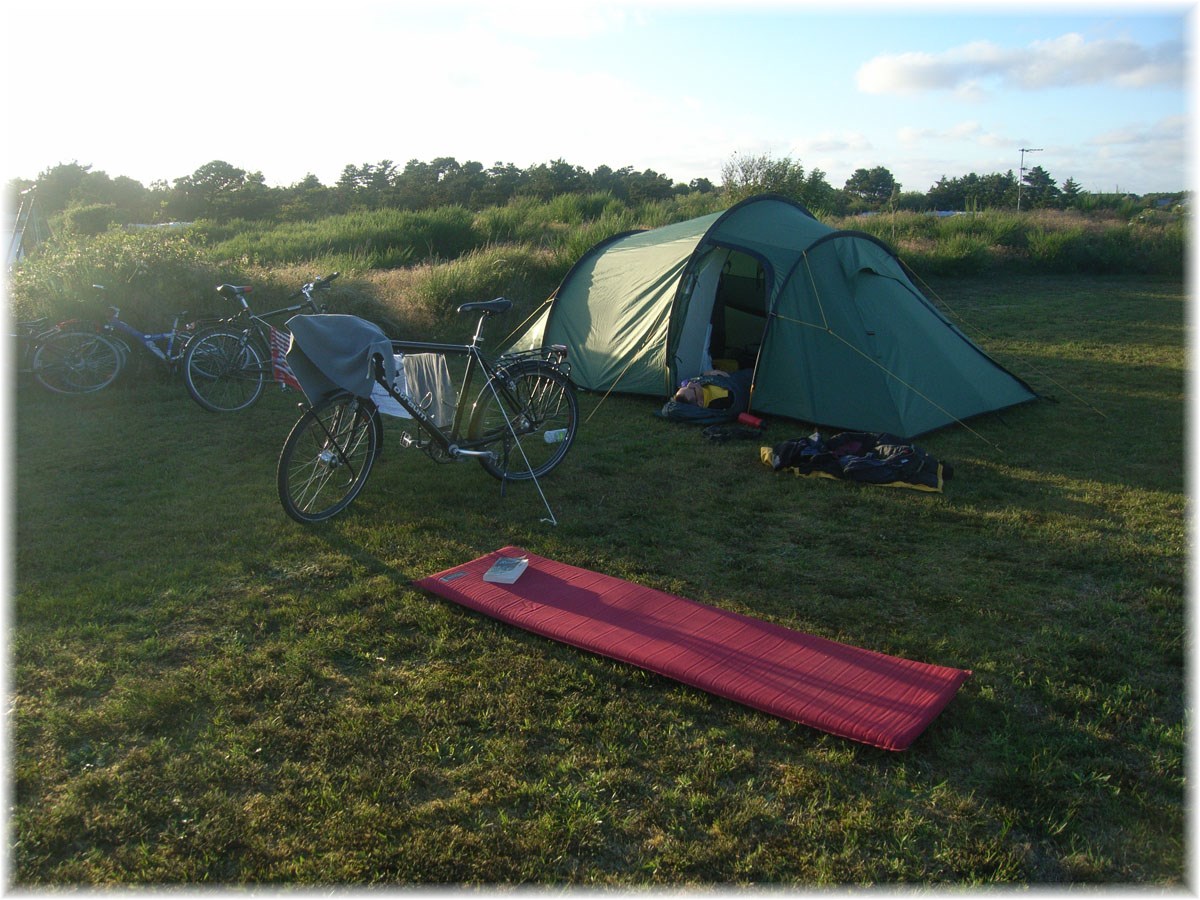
[2,0,1190,196]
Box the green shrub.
[541,191,615,223]
[982,214,1030,250]
[401,245,565,334]
[61,204,121,236]
[1133,221,1186,276]
[8,228,231,325]
[475,199,544,245]
[1027,225,1133,273]
[549,212,640,269]
[907,232,992,276]
[204,206,482,268]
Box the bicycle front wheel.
[277,392,379,523]
[183,327,267,412]
[469,362,578,481]
[32,330,124,394]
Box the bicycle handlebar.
[213,273,339,315]
[290,272,340,301]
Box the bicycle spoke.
[469,363,577,482]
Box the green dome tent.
[511,194,1036,439]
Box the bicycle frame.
[214,280,332,375]
[104,307,188,363]
[365,303,569,462]
[370,336,503,460]
[220,279,328,323]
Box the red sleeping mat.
[414,547,971,751]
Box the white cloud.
[857,32,1185,97]
[794,131,873,155]
[898,120,1002,146]
[1089,114,1186,149]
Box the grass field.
[10,274,1185,885]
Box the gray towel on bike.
[285,314,397,403]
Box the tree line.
[6,153,1183,236]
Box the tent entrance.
[673,248,767,383]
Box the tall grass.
[8,198,1186,334]
[394,245,567,337]
[839,209,1185,278]
[7,229,231,325]
[203,206,479,269]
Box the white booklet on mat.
[482,555,529,584]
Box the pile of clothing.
[762,431,951,492]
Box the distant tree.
[1061,177,1084,208]
[926,175,963,211]
[625,168,675,203]
[57,172,149,222]
[522,159,588,200]
[280,174,338,220]
[1020,165,1060,209]
[31,162,92,215]
[892,191,930,212]
[433,158,488,207]
[338,160,398,208]
[389,159,436,209]
[721,152,834,210]
[169,160,252,220]
[234,171,282,221]
[975,171,1018,209]
[479,162,527,206]
[926,171,1017,211]
[590,164,624,200]
[843,166,898,207]
[688,177,716,194]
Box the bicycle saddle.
[216,283,252,299]
[456,297,511,315]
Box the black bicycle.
[182,274,336,412]
[276,298,578,524]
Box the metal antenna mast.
[1017,147,1042,211]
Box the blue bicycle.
[98,294,213,379]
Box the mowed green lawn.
[11,274,1185,885]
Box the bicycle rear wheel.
[469,362,578,481]
[277,391,379,523]
[32,330,123,394]
[183,327,267,412]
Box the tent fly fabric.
[510,194,1036,439]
